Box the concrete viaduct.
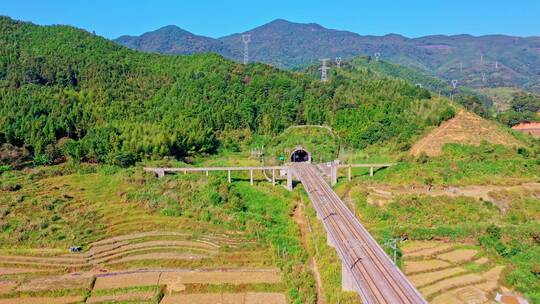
[143,147,426,303]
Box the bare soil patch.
[404,259,451,274]
[0,260,80,268]
[0,281,16,294]
[409,267,466,287]
[452,286,488,303]
[94,272,161,290]
[482,265,505,282]
[86,291,154,303]
[82,239,216,261]
[474,280,498,293]
[159,269,281,285]
[160,292,286,304]
[430,293,462,304]
[16,275,93,292]
[0,268,46,276]
[161,293,243,304]
[474,257,489,265]
[0,255,84,265]
[93,268,281,290]
[91,231,190,246]
[420,273,485,299]
[403,241,507,302]
[402,241,445,254]
[405,244,454,258]
[367,183,540,209]
[245,292,287,304]
[100,240,216,256]
[0,295,84,304]
[110,252,210,264]
[410,110,521,156]
[437,249,478,263]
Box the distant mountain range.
[114,19,540,93]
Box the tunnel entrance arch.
[290,146,311,163]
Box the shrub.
[110,151,138,168]
[416,152,429,164]
[1,182,21,192]
[32,154,52,166]
[517,147,530,157]
[0,165,11,174]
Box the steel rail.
[304,163,424,303]
[293,163,426,304]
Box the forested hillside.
[115,19,540,94]
[0,17,453,167]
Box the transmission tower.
[242,34,251,65]
[335,57,342,68]
[451,79,458,89]
[319,59,330,82]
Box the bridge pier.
[156,169,165,178]
[286,168,293,191]
[348,165,352,181]
[342,263,356,292]
[250,170,254,185]
[228,170,231,183]
[331,163,337,186]
[370,166,374,177]
[272,169,275,186]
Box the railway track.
[293,163,426,304]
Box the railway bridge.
[144,155,425,302]
[293,163,426,303]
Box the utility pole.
[319,59,330,82]
[385,237,406,265]
[242,34,251,65]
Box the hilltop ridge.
[114,19,540,93]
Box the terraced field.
[402,241,510,303]
[0,231,286,303]
[0,166,293,303]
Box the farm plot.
[402,241,509,303]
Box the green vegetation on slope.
[263,125,339,164]
[341,57,451,93]
[351,191,540,302]
[0,163,316,303]
[374,143,539,186]
[0,16,454,168]
[333,141,540,301]
[497,92,540,127]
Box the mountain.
[115,25,232,56]
[0,17,454,166]
[114,19,540,93]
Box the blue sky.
[1,0,539,39]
